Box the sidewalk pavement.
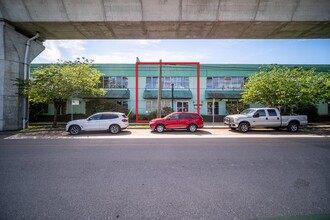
[205,121,330,129]
[128,121,330,129]
[0,121,329,135]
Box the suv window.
[101,114,119,120]
[169,114,179,119]
[189,114,199,118]
[179,114,189,119]
[185,114,198,119]
[89,114,102,120]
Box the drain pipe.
[22,32,40,129]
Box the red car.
[149,112,204,133]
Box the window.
[146,77,158,89]
[146,77,189,89]
[169,114,180,119]
[146,100,171,112]
[117,100,128,110]
[267,109,278,116]
[255,110,266,117]
[179,113,196,119]
[206,76,245,89]
[207,102,219,115]
[177,101,189,112]
[101,114,119,120]
[89,114,102,120]
[102,76,128,89]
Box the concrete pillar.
[0,21,45,131]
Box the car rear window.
[120,114,128,118]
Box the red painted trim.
[197,63,200,114]
[135,62,139,122]
[135,62,200,122]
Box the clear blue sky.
[33,39,330,64]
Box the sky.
[32,39,330,65]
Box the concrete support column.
[0,21,45,131]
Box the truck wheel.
[288,122,299,132]
[238,122,249,133]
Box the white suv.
[66,112,129,135]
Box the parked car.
[224,107,308,133]
[149,112,204,133]
[66,112,129,135]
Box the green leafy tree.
[18,58,106,127]
[242,65,330,112]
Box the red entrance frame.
[135,61,200,123]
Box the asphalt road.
[0,136,329,220]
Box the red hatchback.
[149,112,204,133]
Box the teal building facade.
[30,63,330,118]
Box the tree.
[18,58,106,127]
[242,65,330,112]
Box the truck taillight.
[122,119,128,122]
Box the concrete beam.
[0,0,329,39]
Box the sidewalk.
[129,121,330,129]
[1,121,329,135]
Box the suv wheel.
[155,124,165,133]
[109,124,121,134]
[69,125,81,135]
[188,124,197,132]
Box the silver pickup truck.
[224,108,308,133]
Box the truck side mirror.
[253,113,259,118]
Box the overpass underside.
[11,21,330,39]
[1,0,330,40]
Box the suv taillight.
[122,119,128,122]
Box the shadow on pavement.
[150,129,212,135]
[228,128,330,136]
[74,130,132,137]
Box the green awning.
[205,90,243,99]
[105,89,130,99]
[143,90,193,99]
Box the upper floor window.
[101,76,128,89]
[206,76,246,89]
[146,77,189,89]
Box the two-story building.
[30,63,330,120]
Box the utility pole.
[157,59,162,118]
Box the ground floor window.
[177,101,189,112]
[146,100,172,113]
[207,101,219,115]
[117,100,128,110]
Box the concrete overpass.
[1,0,330,131]
[1,0,330,39]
